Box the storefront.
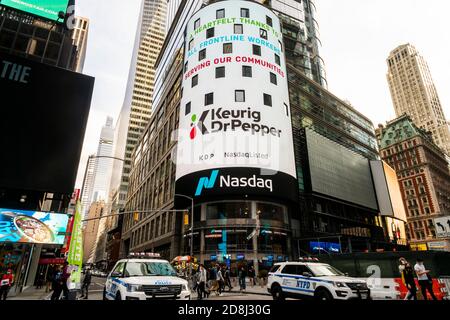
[182,200,292,275]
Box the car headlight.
[334,282,346,288]
[127,284,143,292]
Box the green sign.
[67,200,83,288]
[1,0,70,22]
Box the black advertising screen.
[0,53,94,194]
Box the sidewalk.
[230,285,270,296]
[7,287,51,300]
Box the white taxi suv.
[103,253,191,300]
[268,258,371,301]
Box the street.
[79,277,273,301]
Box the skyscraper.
[72,16,90,73]
[80,154,96,217]
[387,44,450,155]
[109,0,167,210]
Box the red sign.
[39,258,65,265]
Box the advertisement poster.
[0,0,70,22]
[0,208,69,245]
[67,201,83,289]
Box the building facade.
[377,115,450,251]
[387,44,450,156]
[83,201,104,264]
[109,0,167,213]
[120,0,406,273]
[72,16,89,72]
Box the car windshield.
[308,264,344,277]
[124,262,177,277]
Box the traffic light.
[184,211,189,225]
[133,212,140,222]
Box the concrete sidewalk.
[7,287,52,300]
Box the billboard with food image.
[0,208,69,245]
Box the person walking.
[208,266,219,296]
[248,266,256,287]
[238,266,247,293]
[0,269,15,300]
[79,269,92,299]
[398,257,417,300]
[224,266,233,292]
[60,261,72,300]
[216,266,225,296]
[197,265,208,300]
[414,258,438,300]
[50,266,63,300]
[45,267,54,293]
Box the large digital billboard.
[306,129,378,210]
[176,1,297,202]
[0,0,70,22]
[0,208,69,244]
[0,53,94,194]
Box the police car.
[267,258,370,300]
[103,253,191,300]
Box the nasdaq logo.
[195,170,219,196]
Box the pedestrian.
[398,257,417,300]
[51,266,63,300]
[208,266,219,295]
[224,266,233,292]
[80,269,92,300]
[0,269,15,300]
[197,265,208,300]
[238,266,247,293]
[45,267,54,293]
[60,261,72,300]
[216,266,225,296]
[414,258,438,300]
[248,266,256,287]
[36,272,44,289]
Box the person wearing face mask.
[0,269,15,300]
[414,258,438,300]
[398,257,417,300]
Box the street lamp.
[175,193,194,280]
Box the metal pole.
[190,197,194,280]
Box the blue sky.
[74,0,450,187]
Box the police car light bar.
[129,252,161,259]
[299,257,320,262]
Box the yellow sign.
[133,212,139,222]
[184,212,189,225]
[410,243,428,251]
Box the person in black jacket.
[80,269,92,300]
[398,257,417,300]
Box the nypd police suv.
[268,258,370,300]
[103,253,190,300]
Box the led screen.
[306,129,378,210]
[0,208,69,244]
[0,0,70,22]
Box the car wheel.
[271,284,285,301]
[115,292,122,301]
[314,288,333,301]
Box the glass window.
[111,262,125,276]
[216,9,225,19]
[205,92,214,106]
[235,90,245,102]
[223,43,233,54]
[253,45,261,56]
[275,54,281,65]
[234,24,243,34]
[192,75,198,87]
[194,19,201,30]
[124,262,177,277]
[260,28,268,40]
[216,66,225,78]
[270,72,277,85]
[266,16,273,27]
[206,27,214,39]
[264,94,272,107]
[206,202,251,220]
[188,39,194,50]
[199,49,206,61]
[257,203,287,223]
[242,66,252,77]
[241,8,249,18]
